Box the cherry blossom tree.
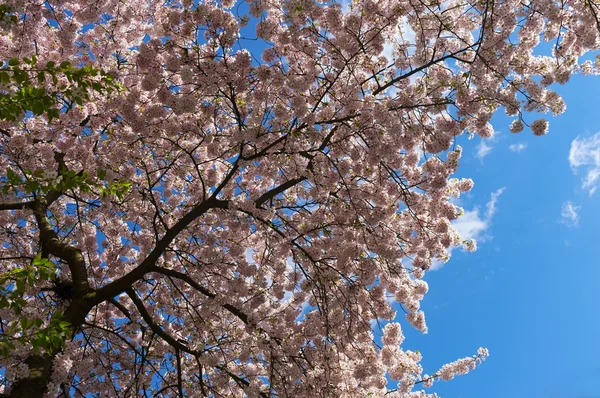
[0,0,598,396]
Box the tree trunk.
[8,354,53,398]
[7,298,92,397]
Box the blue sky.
[402,72,600,397]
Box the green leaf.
[0,297,8,309]
[58,320,71,330]
[15,279,25,294]
[47,108,60,121]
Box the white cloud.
[509,143,527,153]
[475,130,502,162]
[485,187,505,219]
[340,0,351,13]
[451,209,489,243]
[453,187,505,245]
[476,141,492,161]
[560,201,580,227]
[569,132,600,195]
[473,129,503,162]
[430,187,506,270]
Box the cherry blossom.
[1,0,599,396]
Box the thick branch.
[31,200,89,299]
[0,201,33,211]
[93,198,229,304]
[255,177,307,209]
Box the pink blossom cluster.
[436,348,490,382]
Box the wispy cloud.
[485,187,505,219]
[509,143,527,153]
[476,141,493,161]
[431,187,506,270]
[475,131,501,162]
[560,201,580,227]
[569,132,600,195]
[452,187,505,243]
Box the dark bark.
[7,354,53,398]
[8,298,92,398]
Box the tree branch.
[93,198,229,304]
[255,177,307,209]
[153,267,248,324]
[31,200,89,299]
[371,44,479,95]
[0,201,33,211]
[126,288,204,356]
